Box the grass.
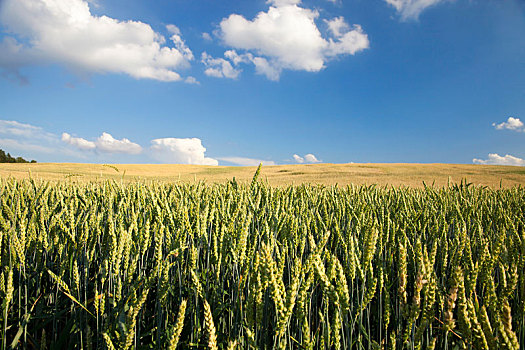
[0,162,524,187]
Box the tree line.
[0,149,36,163]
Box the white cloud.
[251,56,282,81]
[166,24,181,36]
[0,119,87,159]
[493,117,524,132]
[224,50,253,65]
[61,131,142,154]
[293,153,321,163]
[202,32,213,41]
[184,76,200,85]
[0,0,193,81]
[218,157,276,166]
[325,24,369,57]
[95,133,142,154]
[61,132,96,150]
[0,120,55,141]
[325,17,349,38]
[185,76,199,84]
[215,0,369,80]
[203,50,284,81]
[384,0,449,20]
[219,5,326,72]
[1,119,222,164]
[201,52,242,79]
[304,154,321,163]
[473,153,525,166]
[293,154,305,163]
[150,138,218,165]
[0,138,56,154]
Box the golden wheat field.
[1,162,525,187]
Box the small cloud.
[304,154,321,163]
[201,52,242,79]
[0,119,87,159]
[473,153,525,166]
[218,157,276,166]
[0,138,56,154]
[185,76,200,84]
[62,131,142,154]
[384,0,449,20]
[166,24,181,35]
[95,132,142,154]
[493,117,524,132]
[293,154,305,163]
[150,138,218,165]
[202,32,213,41]
[0,119,55,141]
[325,17,350,38]
[293,153,321,164]
[224,50,252,65]
[207,50,281,81]
[61,132,96,150]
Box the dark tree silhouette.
[0,149,36,163]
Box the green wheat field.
[0,165,524,349]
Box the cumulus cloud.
[293,154,305,163]
[61,132,96,150]
[0,0,193,81]
[0,119,224,164]
[61,132,142,154]
[493,117,524,132]
[224,50,253,66]
[384,0,449,20]
[473,153,525,166]
[203,50,285,81]
[293,153,321,163]
[211,0,369,80]
[324,20,369,57]
[201,52,242,79]
[150,138,218,165]
[95,133,142,154]
[217,157,276,166]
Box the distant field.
[1,162,525,187]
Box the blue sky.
[0,0,524,166]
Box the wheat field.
[0,165,524,348]
[1,162,524,187]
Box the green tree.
[0,149,36,163]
